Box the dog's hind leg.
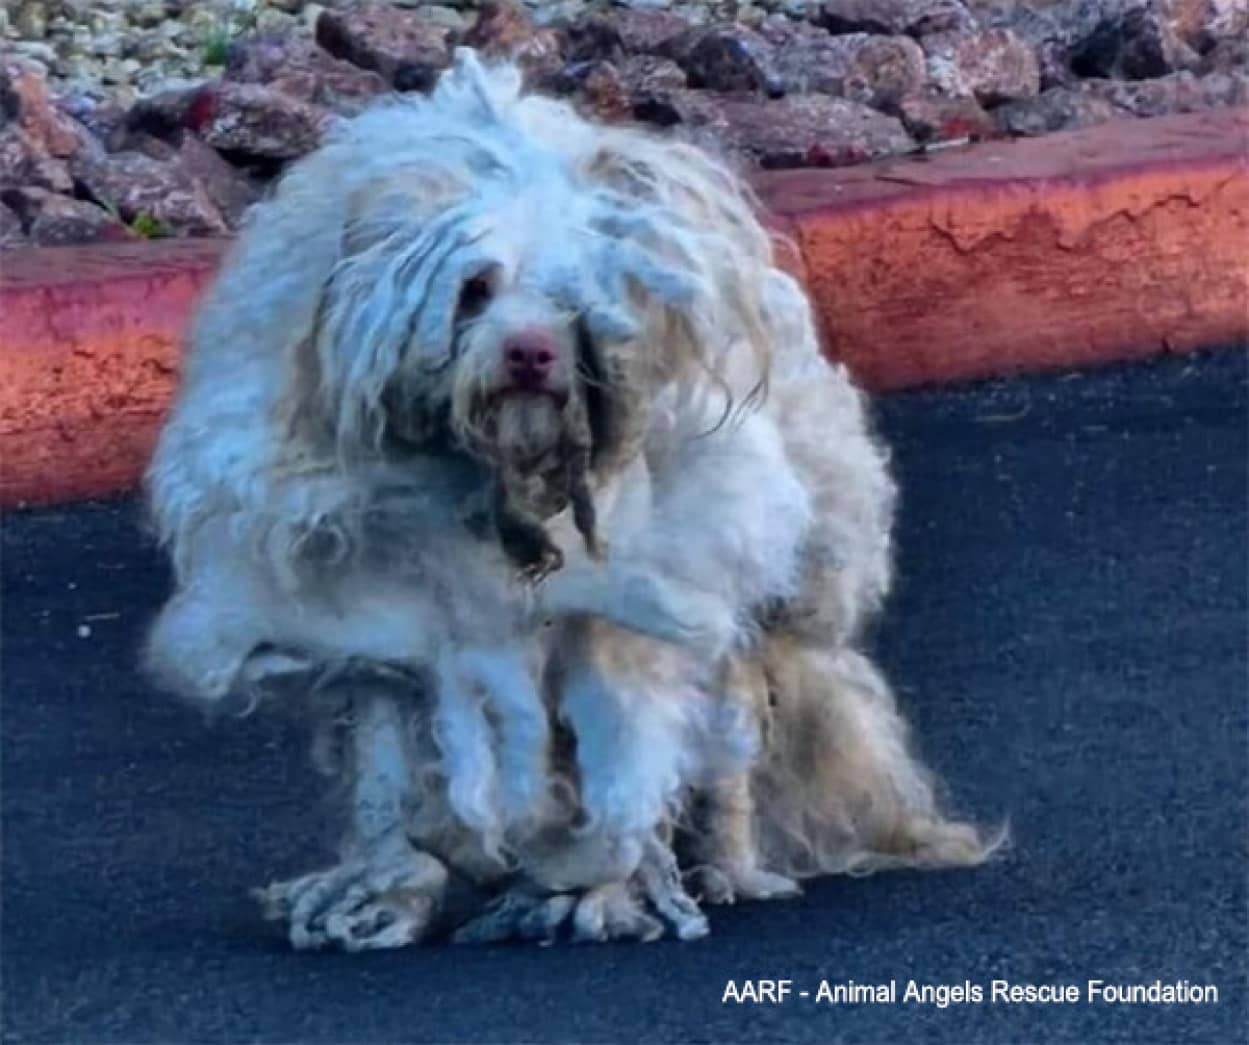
[254,679,450,951]
[690,773,802,905]
[684,657,800,905]
[752,639,1000,878]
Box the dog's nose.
[503,333,558,390]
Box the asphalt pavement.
[2,348,1245,1044]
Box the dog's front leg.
[452,623,710,945]
[537,560,737,657]
[254,685,449,951]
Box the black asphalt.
[3,349,1246,1044]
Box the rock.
[225,33,387,113]
[0,186,133,246]
[183,81,327,160]
[665,23,784,94]
[14,1,49,41]
[129,0,170,29]
[923,28,1040,105]
[988,69,1247,135]
[563,60,633,121]
[638,88,914,168]
[565,9,692,61]
[1200,36,1249,74]
[99,57,138,86]
[0,61,92,193]
[818,0,976,37]
[767,0,822,13]
[980,0,1245,87]
[554,53,688,119]
[1,59,82,159]
[409,5,471,33]
[1158,0,1213,45]
[169,131,262,228]
[1206,0,1249,44]
[1159,0,1249,50]
[0,199,27,249]
[1197,68,1249,106]
[462,0,564,84]
[56,92,130,150]
[89,31,125,59]
[0,126,73,192]
[527,0,593,26]
[968,0,1125,89]
[255,8,299,36]
[316,2,452,91]
[991,84,1119,135]
[126,81,212,139]
[1070,4,1201,80]
[631,82,731,130]
[618,8,697,52]
[564,15,627,63]
[122,27,184,65]
[898,90,996,140]
[182,5,223,44]
[7,40,57,72]
[620,53,688,95]
[762,20,927,112]
[1084,68,1249,114]
[726,93,915,167]
[69,146,229,236]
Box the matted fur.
[145,49,997,949]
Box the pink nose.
[503,333,558,389]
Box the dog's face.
[311,170,649,572]
[445,263,594,478]
[365,179,620,446]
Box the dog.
[144,49,996,951]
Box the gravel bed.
[2,0,1245,248]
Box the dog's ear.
[190,151,349,368]
[576,131,780,405]
[256,160,474,458]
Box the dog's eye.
[457,274,494,320]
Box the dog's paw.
[618,575,734,655]
[452,881,670,946]
[636,835,710,940]
[254,841,449,952]
[516,543,565,586]
[694,864,802,906]
[453,838,710,946]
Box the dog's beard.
[490,392,567,480]
[382,326,623,581]
[467,387,603,583]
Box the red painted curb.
[3,110,1246,507]
[1,239,226,507]
[755,107,1249,390]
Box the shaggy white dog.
[144,49,995,951]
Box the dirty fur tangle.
[143,48,1001,952]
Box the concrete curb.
[756,107,1249,390]
[3,109,1246,507]
[2,239,225,508]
